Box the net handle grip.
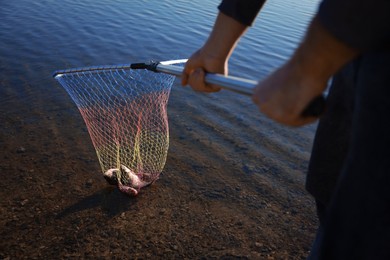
[155,63,255,96]
[155,63,326,118]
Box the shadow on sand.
[56,187,137,219]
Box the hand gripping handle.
[154,63,326,117]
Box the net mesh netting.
[54,65,176,195]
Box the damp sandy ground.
[0,82,318,259]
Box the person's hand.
[252,60,327,126]
[252,16,358,127]
[181,12,248,93]
[181,48,225,93]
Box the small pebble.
[17,147,26,153]
[86,179,93,187]
[20,199,29,206]
[255,242,263,248]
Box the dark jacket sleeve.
[218,0,266,26]
[318,0,390,50]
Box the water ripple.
[0,0,320,134]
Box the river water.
[1,0,321,258]
[1,0,319,99]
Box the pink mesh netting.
[55,65,176,195]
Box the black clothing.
[309,50,390,260]
[219,0,390,48]
[318,0,390,50]
[306,62,356,210]
[218,0,390,258]
[218,0,265,26]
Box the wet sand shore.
[0,82,318,259]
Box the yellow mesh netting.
[54,65,176,195]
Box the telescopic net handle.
[52,60,326,117]
[155,63,256,96]
[155,63,326,117]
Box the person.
[181,0,390,258]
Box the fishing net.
[54,62,180,195]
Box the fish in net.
[54,62,179,196]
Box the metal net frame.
[54,63,177,194]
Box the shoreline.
[0,85,318,258]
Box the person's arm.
[252,0,390,127]
[181,12,248,92]
[252,16,359,126]
[181,0,265,92]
